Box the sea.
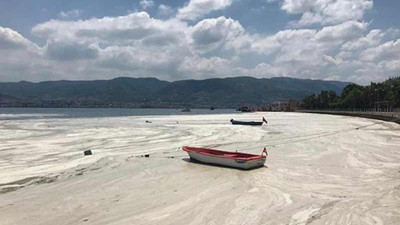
[0,108,238,120]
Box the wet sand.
[0,112,399,224]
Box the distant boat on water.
[181,108,191,112]
[182,146,267,169]
[237,106,253,112]
[230,117,268,126]
[210,106,215,110]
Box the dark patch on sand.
[306,201,339,224]
[0,176,58,194]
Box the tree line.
[303,77,400,111]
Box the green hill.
[0,76,350,108]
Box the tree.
[302,77,400,111]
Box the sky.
[0,0,399,84]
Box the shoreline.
[298,110,400,124]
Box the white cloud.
[250,21,368,62]
[244,21,376,81]
[158,4,174,17]
[0,0,399,84]
[28,12,195,80]
[278,0,373,27]
[32,12,186,47]
[234,63,283,78]
[0,27,34,50]
[251,29,316,55]
[58,9,83,20]
[139,0,154,9]
[178,56,232,79]
[341,29,384,51]
[190,16,245,53]
[0,28,51,82]
[380,59,400,72]
[177,0,234,20]
[360,39,400,62]
[315,21,367,43]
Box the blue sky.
[0,0,399,84]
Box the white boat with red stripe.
[182,146,268,170]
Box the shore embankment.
[299,110,400,124]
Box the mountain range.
[0,77,351,108]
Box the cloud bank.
[0,0,399,84]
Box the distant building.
[270,100,299,111]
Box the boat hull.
[183,146,266,170]
[231,120,263,126]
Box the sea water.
[0,108,237,120]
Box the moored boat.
[230,117,268,126]
[237,106,254,112]
[182,146,268,169]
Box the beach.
[0,111,399,225]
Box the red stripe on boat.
[182,146,266,161]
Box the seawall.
[299,110,400,124]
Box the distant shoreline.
[0,108,239,119]
[0,106,234,109]
[299,110,400,124]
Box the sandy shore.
[0,112,399,224]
